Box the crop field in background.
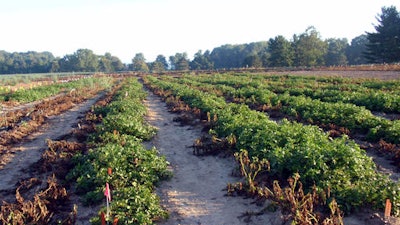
[0,70,399,224]
[143,71,400,224]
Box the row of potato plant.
[1,76,114,128]
[180,74,400,144]
[236,73,400,93]
[192,73,400,113]
[1,75,111,104]
[144,75,400,216]
[284,88,400,113]
[67,77,171,224]
[254,76,400,113]
[0,78,116,156]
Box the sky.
[0,0,399,63]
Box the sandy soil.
[0,98,103,191]
[0,94,103,213]
[144,91,285,225]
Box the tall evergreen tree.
[170,53,189,71]
[267,35,294,67]
[365,6,400,63]
[151,55,168,72]
[190,50,214,70]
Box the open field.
[0,70,399,224]
[264,70,400,80]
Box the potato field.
[0,71,399,224]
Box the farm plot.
[177,73,400,143]
[0,75,183,225]
[143,73,400,224]
[0,76,115,162]
[143,85,279,225]
[0,74,104,105]
[0,75,119,224]
[1,71,399,225]
[170,73,400,165]
[66,78,172,224]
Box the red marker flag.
[104,182,111,202]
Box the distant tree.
[76,49,99,72]
[170,53,189,71]
[98,52,124,72]
[150,54,168,72]
[242,54,262,68]
[365,6,400,63]
[209,44,239,69]
[59,49,99,72]
[132,53,149,72]
[0,51,6,73]
[260,51,270,68]
[25,51,55,73]
[110,55,124,71]
[190,50,214,70]
[156,55,169,69]
[244,43,269,68]
[168,55,176,70]
[10,53,26,73]
[267,35,294,67]
[210,42,268,69]
[58,55,75,72]
[0,49,126,74]
[293,26,327,67]
[99,53,113,72]
[0,51,55,74]
[50,60,60,72]
[346,34,368,65]
[325,38,349,66]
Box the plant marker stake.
[101,212,106,225]
[385,198,392,219]
[104,182,111,220]
[113,217,119,225]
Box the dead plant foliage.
[192,134,236,156]
[228,150,344,225]
[0,174,70,225]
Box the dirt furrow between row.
[0,94,103,198]
[143,91,281,225]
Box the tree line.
[0,6,398,74]
[0,49,125,74]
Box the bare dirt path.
[0,94,103,199]
[144,91,282,225]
